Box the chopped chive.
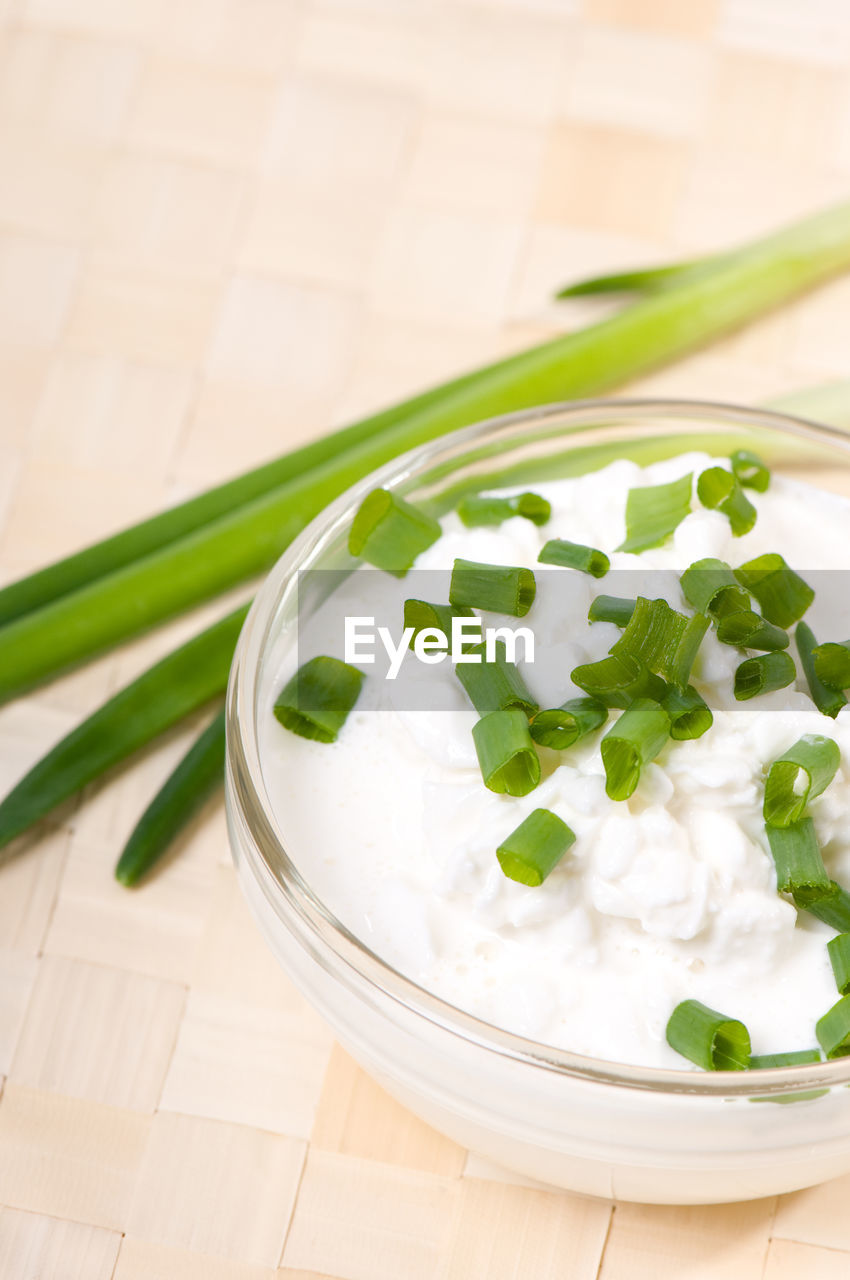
[813,641,850,691]
[715,609,789,651]
[609,597,687,680]
[455,640,539,718]
[571,653,667,709]
[617,473,693,554]
[696,466,757,536]
[734,554,814,628]
[817,995,850,1059]
[731,449,771,493]
[588,595,636,627]
[828,934,850,995]
[529,696,607,750]
[457,491,551,528]
[403,599,480,648]
[274,655,364,744]
[600,698,671,801]
[680,558,751,618]
[805,882,850,932]
[538,539,610,578]
[666,999,751,1071]
[496,808,576,886]
[348,488,440,577]
[733,651,796,701]
[763,735,841,828]
[668,612,710,690]
[449,558,536,617]
[661,685,713,741]
[749,1049,821,1068]
[765,817,831,901]
[472,707,541,796]
[797,621,847,718]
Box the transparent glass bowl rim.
[227,396,850,1099]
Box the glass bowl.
[225,398,850,1205]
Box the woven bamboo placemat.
[2,1,850,1275]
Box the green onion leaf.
[828,934,850,995]
[457,492,551,528]
[472,707,541,796]
[667,612,711,690]
[715,609,789,651]
[666,999,751,1071]
[734,554,814,628]
[617,473,693,554]
[733,651,796,701]
[348,488,441,577]
[449,559,536,617]
[817,995,850,1059]
[273,656,364,744]
[813,641,850,691]
[680,558,751,618]
[731,449,771,493]
[797,621,847,718]
[538,539,610,578]
[588,596,636,627]
[455,640,539,718]
[763,735,841,828]
[749,1049,821,1068]
[805,881,850,932]
[661,685,713,741]
[571,654,667,709]
[765,817,831,901]
[696,466,757,536]
[610,597,687,679]
[529,696,607,750]
[600,698,671,800]
[403,599,480,649]
[496,808,576,886]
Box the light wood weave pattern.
[2,1,850,1275]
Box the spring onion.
[731,449,770,493]
[680,559,751,618]
[813,641,850,691]
[666,999,751,1071]
[763,735,841,828]
[348,489,440,577]
[696,467,757,536]
[403,600,479,647]
[472,708,541,796]
[455,641,539,718]
[274,656,364,743]
[571,654,667,709]
[600,698,671,800]
[538,539,610,578]
[457,492,551,528]
[617,473,692,553]
[496,808,576,886]
[797,621,847,718]
[805,882,850,932]
[733,651,796,701]
[115,707,225,887]
[749,1049,821,1068]
[816,995,850,1059]
[588,596,636,627]
[449,559,536,617]
[609,597,686,676]
[529,696,607,750]
[734,555,814,628]
[765,817,830,904]
[715,609,789,651]
[828,934,850,995]
[555,255,718,299]
[661,685,713,741]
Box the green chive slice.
[609,597,686,678]
[457,492,551,528]
[734,554,814,628]
[763,735,841,828]
[348,488,440,576]
[600,698,671,801]
[813,641,850,691]
[733,651,796,701]
[538,539,610,578]
[806,882,850,932]
[680,558,751,618]
[828,934,850,996]
[588,596,636,627]
[797,622,847,719]
[274,656,364,744]
[749,1049,821,1068]
[715,609,789,652]
[817,995,850,1059]
[662,685,713,741]
[696,467,757,536]
[730,449,771,493]
[455,641,539,718]
[571,654,667,709]
[403,599,479,647]
[496,808,576,886]
[472,707,541,797]
[529,696,607,750]
[617,473,693,553]
[449,559,536,617]
[666,999,751,1071]
[765,818,830,901]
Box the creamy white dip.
[260,453,850,1069]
